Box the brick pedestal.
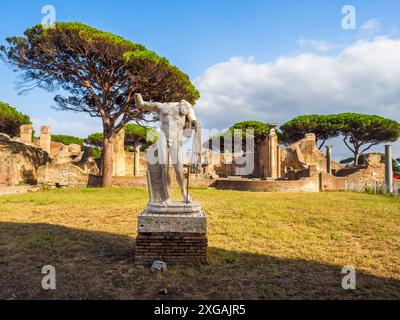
[135,232,208,266]
[134,209,208,266]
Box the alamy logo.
[42,265,56,290]
[342,5,356,30]
[341,266,356,290]
[41,5,56,29]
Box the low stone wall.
[87,176,217,189]
[93,175,320,193]
[320,164,386,192]
[214,177,320,192]
[109,176,147,188]
[320,173,347,191]
[38,164,91,187]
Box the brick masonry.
[134,232,208,266]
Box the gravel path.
[0,186,40,196]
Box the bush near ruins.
[84,133,104,150]
[339,153,400,170]
[230,121,271,152]
[281,115,340,149]
[124,123,157,151]
[0,101,31,137]
[1,22,199,187]
[85,123,156,160]
[336,113,400,166]
[207,121,274,152]
[51,134,84,147]
[282,113,400,165]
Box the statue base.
[134,203,208,266]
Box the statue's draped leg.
[169,139,189,201]
[161,164,172,202]
[146,170,155,203]
[146,145,170,204]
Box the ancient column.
[385,145,393,193]
[40,126,52,154]
[112,129,126,177]
[326,146,332,175]
[134,145,141,177]
[267,124,280,179]
[20,124,33,144]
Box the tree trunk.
[354,151,360,166]
[101,132,115,188]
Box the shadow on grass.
[0,222,399,300]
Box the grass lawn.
[0,187,399,300]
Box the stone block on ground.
[151,261,167,273]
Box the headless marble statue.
[134,93,202,209]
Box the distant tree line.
[281,113,400,165]
[207,114,400,166]
[51,135,84,147]
[0,101,31,137]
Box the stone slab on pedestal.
[139,210,206,234]
[135,206,208,266]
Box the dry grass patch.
[0,188,399,299]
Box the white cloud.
[298,37,342,52]
[31,117,102,137]
[361,18,380,33]
[195,38,400,159]
[357,19,381,39]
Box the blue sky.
[3,1,400,78]
[1,0,400,159]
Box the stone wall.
[214,176,320,192]
[319,173,347,192]
[112,129,126,177]
[0,159,12,186]
[87,175,217,189]
[0,133,51,186]
[320,154,385,191]
[0,124,100,187]
[123,151,147,177]
[37,163,91,187]
[280,133,342,179]
[203,151,258,178]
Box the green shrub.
[52,134,84,146]
[0,101,31,137]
